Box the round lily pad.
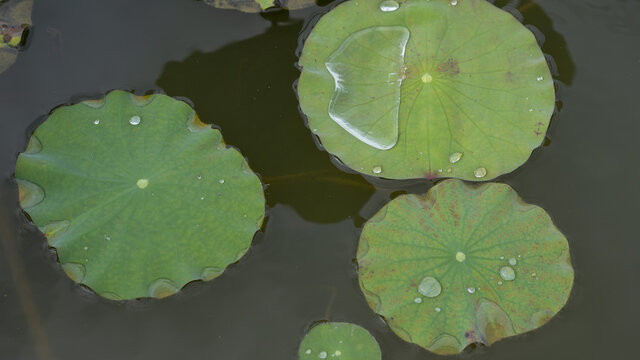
[357,179,573,354]
[298,322,381,360]
[298,0,555,180]
[0,0,32,75]
[15,90,265,300]
[203,0,316,13]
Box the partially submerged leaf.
[0,0,32,74]
[298,0,555,180]
[15,90,265,300]
[298,322,381,360]
[357,179,573,354]
[203,0,317,13]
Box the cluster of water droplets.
[305,349,342,358]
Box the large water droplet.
[455,251,466,262]
[379,0,399,12]
[451,0,458,5]
[500,266,516,281]
[418,276,442,298]
[326,26,409,150]
[318,351,327,359]
[129,115,141,125]
[449,152,463,164]
[474,167,487,178]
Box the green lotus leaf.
[298,322,381,360]
[202,0,316,13]
[357,179,573,354]
[15,90,265,300]
[298,0,555,180]
[0,0,32,74]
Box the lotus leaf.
[15,90,265,300]
[298,322,381,360]
[203,0,316,13]
[298,0,555,180]
[0,0,32,75]
[357,179,573,354]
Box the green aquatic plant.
[298,0,555,180]
[203,0,316,13]
[0,0,31,74]
[14,90,265,300]
[357,179,573,354]
[298,322,381,360]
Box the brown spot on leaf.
[505,71,513,82]
[435,58,460,76]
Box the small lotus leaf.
[298,322,381,360]
[357,179,573,354]
[15,90,265,300]
[0,0,32,74]
[203,0,316,13]
[298,0,555,180]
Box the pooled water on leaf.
[418,276,441,297]
[325,26,409,150]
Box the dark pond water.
[0,0,638,359]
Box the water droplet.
[450,0,458,5]
[455,251,466,262]
[129,115,141,125]
[449,152,463,164]
[498,281,503,286]
[200,196,205,200]
[467,287,476,294]
[136,178,149,189]
[529,108,533,112]
[40,220,70,246]
[508,257,517,266]
[500,266,516,281]
[531,272,537,277]
[83,246,88,251]
[200,267,224,281]
[372,165,382,174]
[418,276,442,298]
[93,119,100,125]
[379,0,399,12]
[435,307,441,312]
[414,297,423,304]
[305,349,312,355]
[197,175,202,180]
[474,167,487,178]
[536,76,544,81]
[421,72,433,83]
[319,351,327,359]
[500,256,505,260]
[104,234,111,241]
[334,350,342,356]
[219,179,225,184]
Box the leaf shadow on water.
[156,16,375,224]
